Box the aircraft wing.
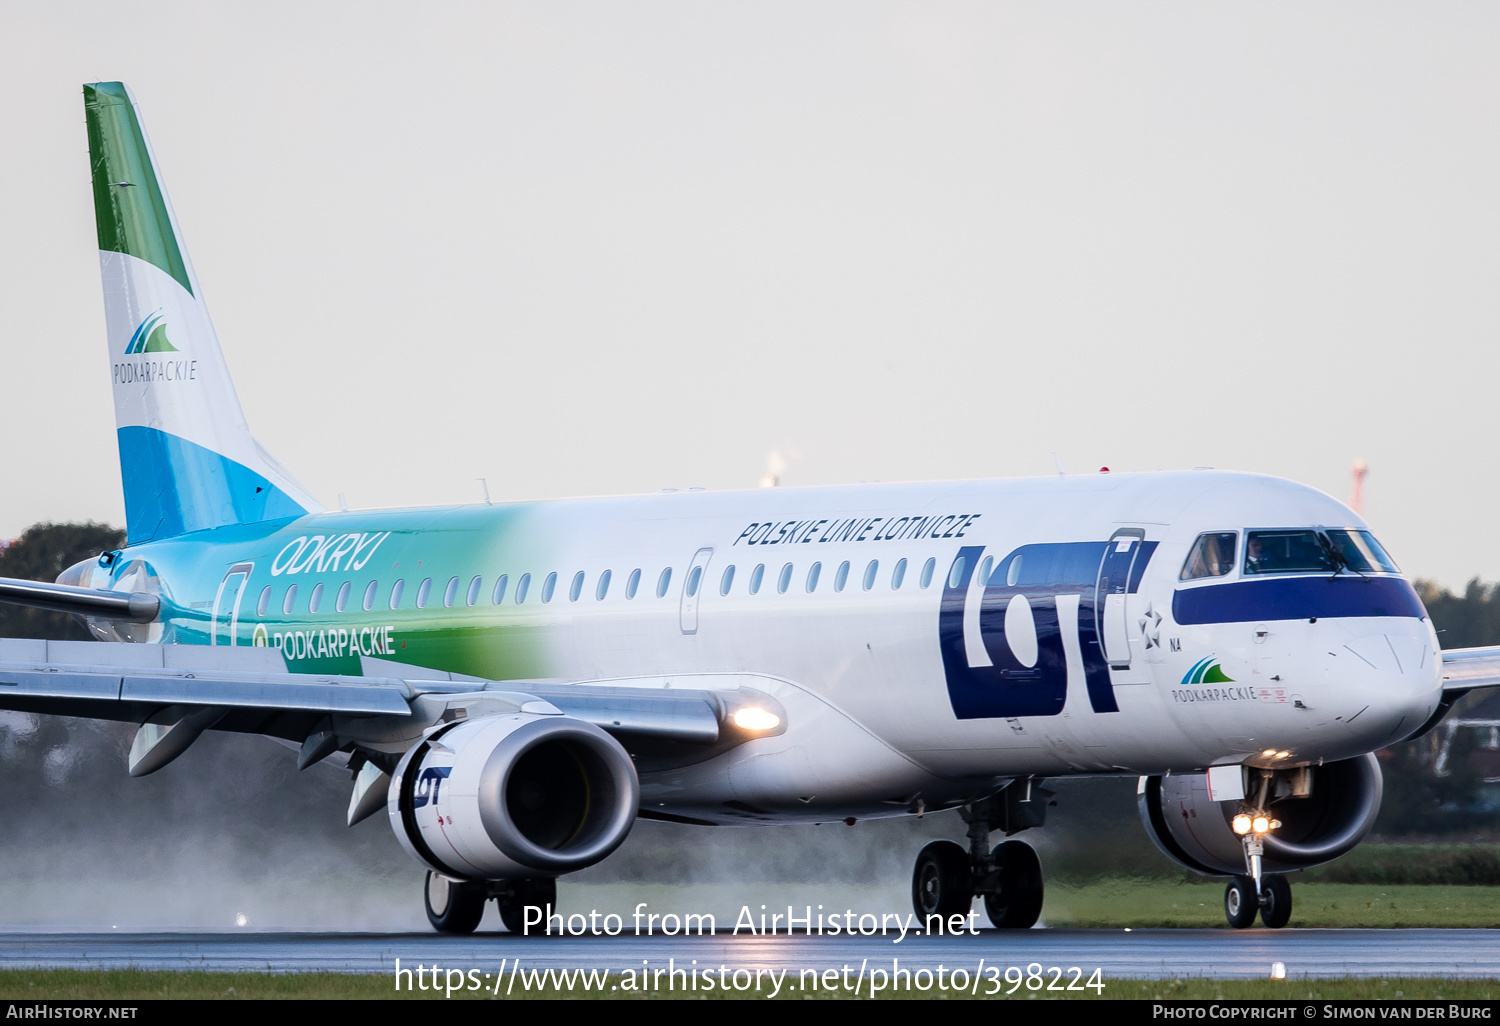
[1440,646,1500,691]
[0,638,750,750]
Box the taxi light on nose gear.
[1233,814,1253,835]
[1252,816,1270,834]
[732,707,780,732]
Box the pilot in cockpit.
[1245,536,1267,574]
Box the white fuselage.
[440,469,1443,822]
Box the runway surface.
[0,929,1494,979]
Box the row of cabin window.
[252,556,945,618]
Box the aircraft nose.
[1332,626,1442,734]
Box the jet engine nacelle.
[1137,753,1383,876]
[388,713,639,880]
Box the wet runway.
[0,929,1494,979]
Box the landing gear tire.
[912,840,973,921]
[1259,874,1292,929]
[1224,875,1258,929]
[425,870,487,934]
[984,840,1044,929]
[499,878,558,935]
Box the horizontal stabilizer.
[0,576,158,622]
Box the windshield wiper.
[1317,530,1365,580]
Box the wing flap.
[0,638,412,718]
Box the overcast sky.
[3,2,1498,589]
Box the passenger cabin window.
[626,569,640,599]
[282,584,298,615]
[515,573,531,603]
[834,561,850,592]
[720,565,735,596]
[542,572,557,603]
[309,583,325,614]
[749,564,765,595]
[1006,555,1023,587]
[978,555,994,586]
[891,558,907,590]
[863,560,878,591]
[443,576,460,607]
[806,562,821,593]
[569,571,585,602]
[947,556,967,589]
[256,586,271,617]
[389,579,405,609]
[416,578,432,608]
[686,566,702,597]
[492,575,508,604]
[778,563,793,594]
[467,576,483,606]
[1181,532,1238,580]
[920,557,936,588]
[335,582,351,612]
[596,569,612,600]
[363,580,378,611]
[656,568,672,598]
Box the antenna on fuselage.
[1051,452,1066,476]
[478,478,492,505]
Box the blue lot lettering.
[411,766,452,809]
[939,541,1157,720]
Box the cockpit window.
[1323,530,1400,574]
[1245,531,1331,574]
[1243,529,1400,575]
[1181,532,1238,580]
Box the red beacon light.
[1099,467,1110,473]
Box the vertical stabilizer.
[84,82,321,544]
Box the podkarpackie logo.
[124,309,178,354]
[1181,657,1234,685]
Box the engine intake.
[389,713,639,879]
[1138,753,1383,876]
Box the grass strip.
[1044,881,1500,928]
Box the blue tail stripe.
[117,426,309,543]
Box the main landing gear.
[424,870,558,934]
[911,779,1053,930]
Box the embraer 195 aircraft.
[4,82,1497,933]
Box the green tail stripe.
[141,322,177,352]
[84,83,193,297]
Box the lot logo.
[124,309,178,353]
[940,540,1158,720]
[1181,657,1234,686]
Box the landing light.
[1252,815,1271,834]
[1232,814,1253,835]
[732,707,780,732]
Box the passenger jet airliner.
[4,83,1497,933]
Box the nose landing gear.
[1224,872,1293,929]
[910,779,1051,930]
[1224,799,1295,929]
